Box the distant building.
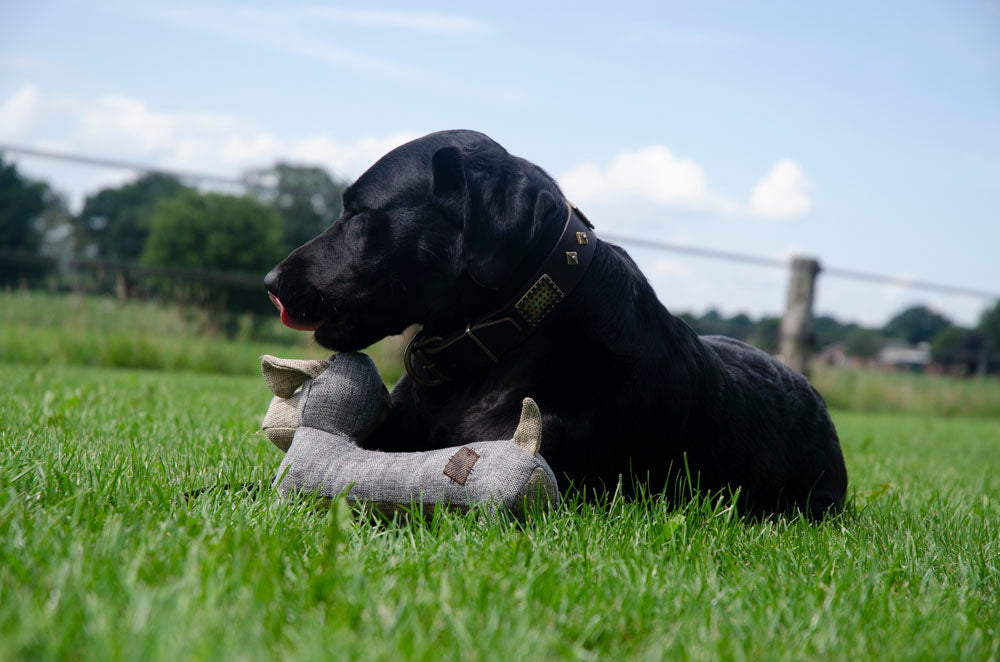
[877,340,931,372]
[818,341,848,367]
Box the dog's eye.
[338,206,366,222]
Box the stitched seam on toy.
[443,447,480,485]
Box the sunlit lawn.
[1,362,998,660]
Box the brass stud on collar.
[565,251,579,265]
[576,232,589,245]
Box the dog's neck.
[439,199,573,330]
[532,237,715,432]
[404,201,597,385]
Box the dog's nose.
[263,268,280,293]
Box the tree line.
[679,304,1000,374]
[2,151,999,369]
[1,154,346,320]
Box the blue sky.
[1,0,997,326]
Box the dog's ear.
[431,146,466,202]
[431,145,561,290]
[464,188,561,290]
[463,188,560,289]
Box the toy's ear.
[260,355,332,398]
[261,393,301,452]
[512,397,542,456]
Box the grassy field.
[5,290,1000,418]
[1,361,998,661]
[0,291,405,382]
[810,365,1000,418]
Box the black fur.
[264,130,848,519]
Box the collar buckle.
[403,333,445,387]
[463,323,500,363]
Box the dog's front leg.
[361,375,433,452]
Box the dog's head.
[264,130,566,351]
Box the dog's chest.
[418,382,526,447]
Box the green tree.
[932,326,989,375]
[727,313,754,341]
[978,302,1000,373]
[0,154,63,285]
[142,190,286,321]
[680,308,734,337]
[143,190,285,272]
[814,314,859,348]
[77,173,187,261]
[243,163,346,251]
[883,305,952,345]
[0,154,48,253]
[930,326,966,365]
[845,328,883,359]
[979,301,1000,356]
[748,317,781,354]
[35,196,76,262]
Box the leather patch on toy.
[443,447,480,485]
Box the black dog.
[264,130,848,518]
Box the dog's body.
[265,130,848,518]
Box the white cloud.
[879,273,917,304]
[2,86,989,327]
[639,253,789,319]
[639,251,989,328]
[0,82,39,138]
[651,257,693,280]
[749,159,811,220]
[76,94,183,155]
[0,53,58,73]
[817,277,986,328]
[560,146,811,221]
[297,7,491,35]
[560,145,739,214]
[287,133,422,180]
[144,5,509,102]
[871,274,982,325]
[0,85,417,209]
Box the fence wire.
[2,142,997,303]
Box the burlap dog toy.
[260,352,560,518]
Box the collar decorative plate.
[515,274,565,327]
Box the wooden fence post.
[780,257,820,376]
[114,270,128,301]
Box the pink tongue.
[269,292,323,332]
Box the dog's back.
[691,335,848,518]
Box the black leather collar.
[404,200,597,386]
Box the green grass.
[5,291,1000,417]
[0,290,405,383]
[810,364,1000,418]
[1,362,998,661]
